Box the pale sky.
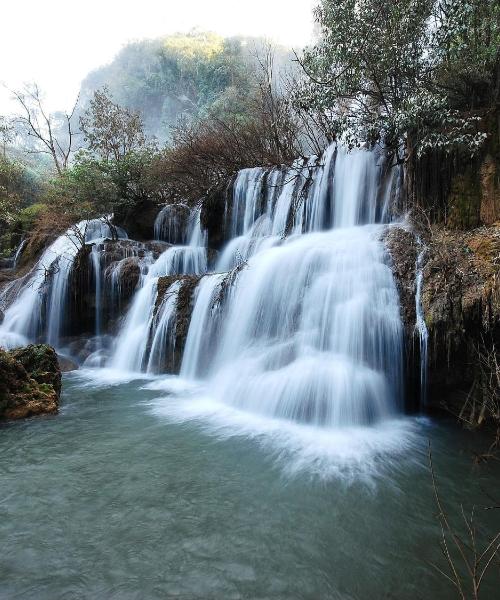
[0,0,316,114]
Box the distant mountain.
[78,32,293,141]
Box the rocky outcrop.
[385,226,419,332]
[66,239,169,337]
[200,179,234,250]
[0,344,61,421]
[154,274,201,372]
[386,223,500,417]
[113,199,163,241]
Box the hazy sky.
[0,0,316,114]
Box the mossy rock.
[0,344,61,421]
[10,344,62,396]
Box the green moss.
[0,345,61,420]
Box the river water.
[1,372,498,600]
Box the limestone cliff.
[386,223,500,418]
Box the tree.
[79,88,147,161]
[11,84,78,174]
[0,157,23,227]
[297,0,499,159]
[0,116,15,158]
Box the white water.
[1,145,406,433]
[0,220,126,350]
[91,245,102,343]
[415,240,429,406]
[176,146,403,428]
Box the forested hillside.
[78,32,293,139]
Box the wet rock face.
[113,199,163,241]
[386,224,500,416]
[0,344,61,421]
[404,116,500,229]
[65,239,169,338]
[384,226,421,411]
[200,179,234,250]
[154,275,201,372]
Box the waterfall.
[0,143,409,430]
[12,238,26,269]
[109,207,207,371]
[415,240,429,406]
[180,146,403,427]
[0,220,126,350]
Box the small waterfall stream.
[109,208,207,371]
[415,240,429,406]
[0,220,127,350]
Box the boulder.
[0,344,61,421]
[10,344,62,396]
[113,199,163,241]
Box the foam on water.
[144,383,420,482]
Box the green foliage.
[0,156,24,227]
[80,88,147,161]
[44,147,166,227]
[79,32,291,139]
[432,0,500,109]
[298,0,500,156]
[16,203,46,231]
[0,153,46,256]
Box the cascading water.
[147,280,182,374]
[109,208,207,371]
[12,238,26,269]
[91,244,103,343]
[0,144,406,431]
[0,220,127,350]
[154,203,192,244]
[177,146,403,427]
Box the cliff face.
[404,113,500,229]
[386,223,500,417]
